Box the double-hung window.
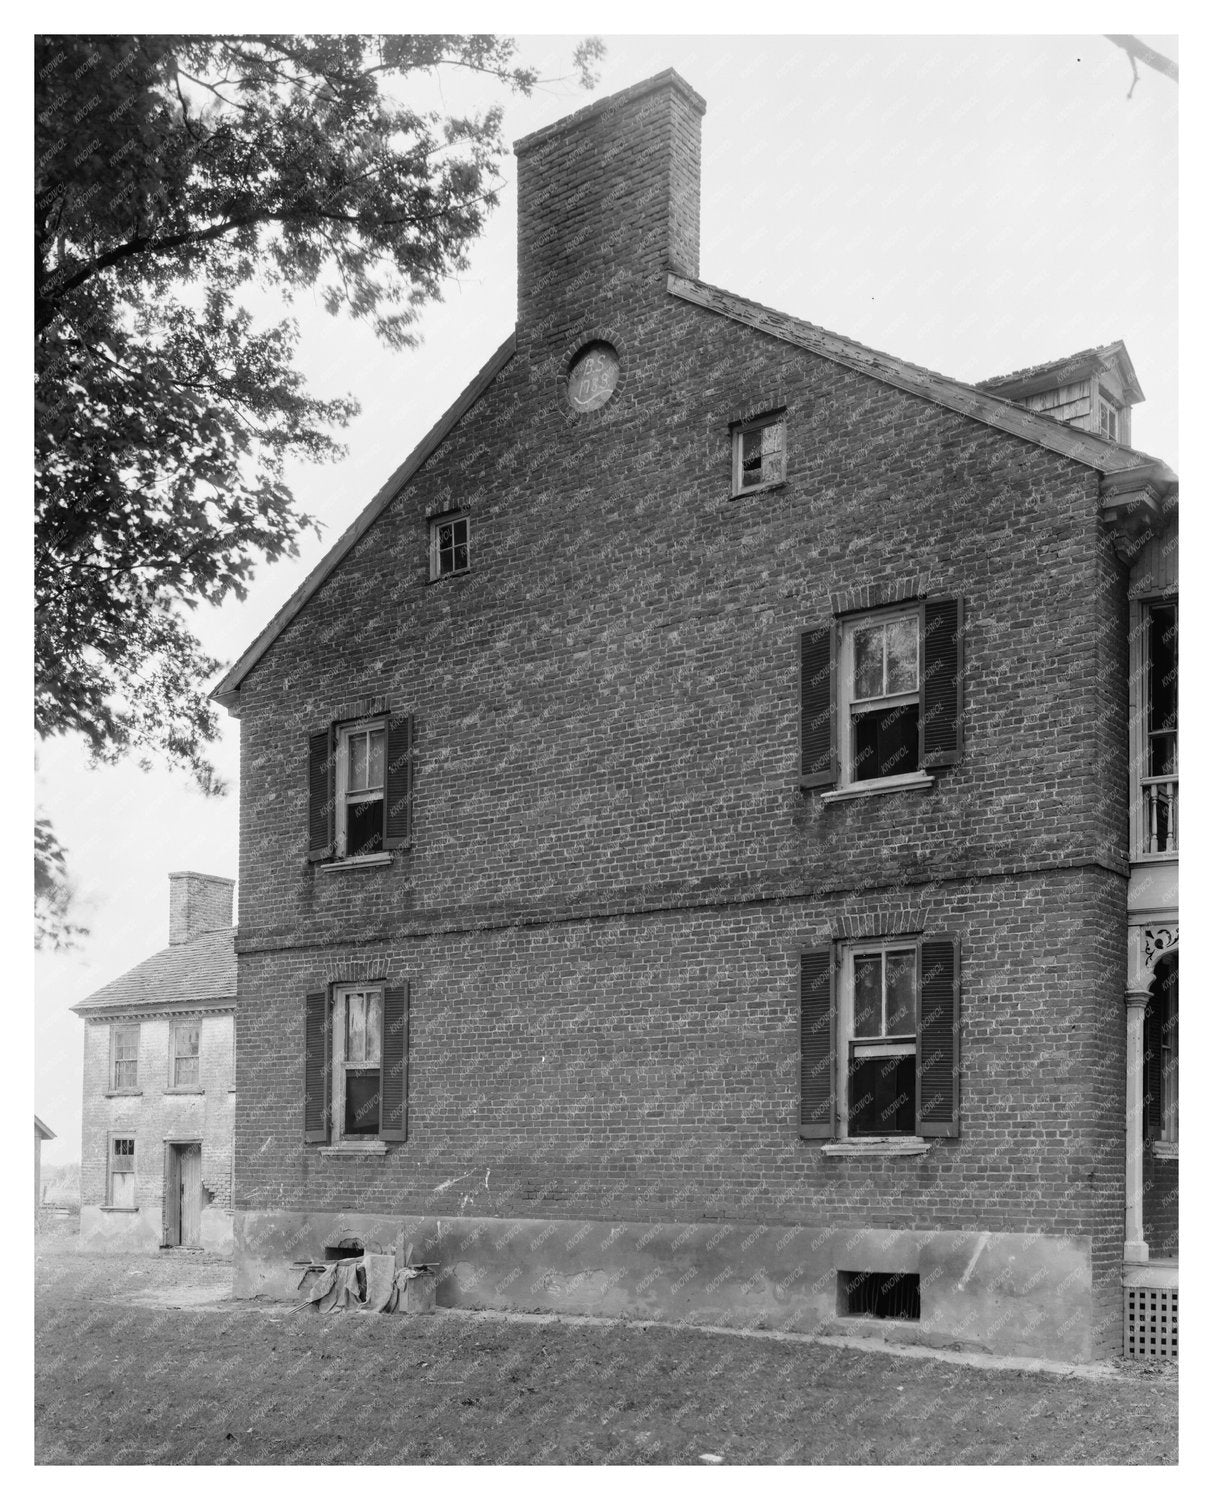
[799,595,964,793]
[303,983,411,1146]
[844,946,918,1136]
[307,710,414,864]
[841,610,921,785]
[800,937,960,1142]
[339,721,386,858]
[110,1024,139,1090]
[171,1021,200,1088]
[336,988,382,1138]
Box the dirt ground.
[34,1226,1177,1466]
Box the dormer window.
[1099,397,1120,442]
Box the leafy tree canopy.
[36,34,602,785]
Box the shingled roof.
[71,927,236,1015]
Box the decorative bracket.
[1143,925,1178,973]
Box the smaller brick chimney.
[169,871,235,945]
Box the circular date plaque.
[567,343,619,412]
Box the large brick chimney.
[169,871,235,945]
[513,69,705,345]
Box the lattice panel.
[1125,1286,1178,1360]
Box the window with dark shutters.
[799,946,836,1138]
[383,714,414,850]
[799,624,836,788]
[379,984,410,1141]
[307,730,334,861]
[921,597,964,768]
[303,990,330,1143]
[916,938,960,1137]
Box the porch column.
[1124,986,1151,1264]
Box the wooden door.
[180,1144,202,1248]
[164,1145,181,1246]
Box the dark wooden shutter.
[1143,991,1162,1140]
[307,728,334,861]
[920,596,964,768]
[799,623,837,788]
[800,947,836,1138]
[383,713,414,850]
[304,990,330,1144]
[379,984,409,1142]
[917,938,960,1137]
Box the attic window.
[430,514,469,579]
[731,412,786,495]
[1099,398,1120,442]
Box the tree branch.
[1104,35,1178,99]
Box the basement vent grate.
[1125,1286,1178,1360]
[838,1270,921,1321]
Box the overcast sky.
[33,31,1178,1167]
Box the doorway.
[164,1142,203,1248]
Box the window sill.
[164,1088,204,1096]
[104,1090,143,1098]
[426,568,472,585]
[820,1137,933,1157]
[1132,851,1179,864]
[319,853,395,872]
[319,1141,389,1157]
[819,773,935,803]
[1152,1141,1179,1161]
[101,1205,139,1213]
[729,479,787,502]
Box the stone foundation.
[235,1210,1094,1362]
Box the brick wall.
[229,71,1134,1351]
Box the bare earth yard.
[35,1229,1177,1465]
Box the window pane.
[346,797,384,857]
[349,733,368,792]
[740,428,764,485]
[346,993,366,1063]
[344,1070,381,1136]
[174,1055,200,1087]
[886,615,918,694]
[176,1025,200,1058]
[853,955,881,1038]
[1148,605,1177,734]
[849,1052,915,1136]
[853,703,919,782]
[453,542,469,571]
[885,950,917,1035]
[365,992,382,1064]
[367,729,385,790]
[439,522,454,551]
[853,626,883,700]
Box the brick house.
[72,873,236,1253]
[212,72,1177,1359]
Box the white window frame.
[110,1023,139,1091]
[429,512,470,580]
[1130,597,1178,860]
[107,1133,136,1208]
[1098,395,1119,442]
[730,413,786,496]
[170,1019,201,1089]
[332,985,383,1141]
[837,605,923,790]
[335,718,387,859]
[837,941,920,1142]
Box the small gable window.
[1099,398,1120,442]
[731,412,786,495]
[429,514,469,580]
